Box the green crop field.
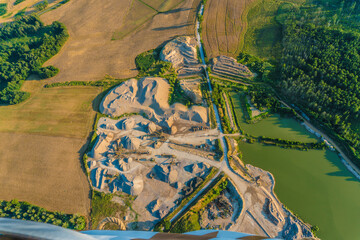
[243,0,304,60]
[229,91,245,129]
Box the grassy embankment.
[154,168,219,232]
[169,175,228,233]
[90,191,136,230]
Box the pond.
[238,137,360,239]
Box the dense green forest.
[0,3,7,16]
[0,199,86,230]
[0,15,68,104]
[14,0,26,5]
[276,1,360,167]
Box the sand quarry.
[88,77,218,229]
[84,37,314,239]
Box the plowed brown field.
[202,0,255,59]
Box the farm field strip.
[140,0,184,12]
[202,0,255,58]
[112,0,157,40]
[0,83,101,216]
[0,85,100,138]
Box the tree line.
[0,199,86,230]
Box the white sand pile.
[100,77,208,130]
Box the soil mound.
[160,36,203,76]
[211,55,253,79]
[100,77,208,130]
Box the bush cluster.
[0,15,68,104]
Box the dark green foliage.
[14,0,26,5]
[14,7,27,19]
[34,66,59,79]
[258,136,326,150]
[135,50,193,106]
[0,16,68,104]
[45,77,127,89]
[237,52,275,81]
[248,85,280,111]
[135,50,156,73]
[311,225,320,235]
[171,212,200,233]
[0,199,86,230]
[214,139,223,159]
[34,0,48,11]
[279,19,360,166]
[211,81,233,133]
[0,3,7,16]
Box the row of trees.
[0,15,68,104]
[0,199,86,230]
[258,136,326,150]
[211,81,233,133]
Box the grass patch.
[229,91,247,130]
[243,0,304,60]
[90,191,133,229]
[169,176,228,233]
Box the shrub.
[34,66,59,79]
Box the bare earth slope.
[40,0,199,82]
